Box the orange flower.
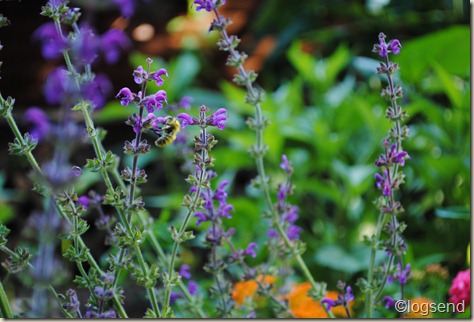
[284,282,328,318]
[231,275,276,307]
[324,290,355,317]
[405,297,434,318]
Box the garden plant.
[0,0,470,318]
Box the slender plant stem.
[0,279,13,318]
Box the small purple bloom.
[77,196,90,210]
[382,296,396,308]
[321,298,338,311]
[187,280,198,295]
[33,22,68,59]
[244,242,258,258]
[214,181,229,202]
[149,68,168,87]
[280,154,292,173]
[177,113,198,128]
[283,206,299,224]
[387,39,402,55]
[116,87,135,106]
[100,29,131,64]
[169,291,183,305]
[179,96,192,110]
[24,107,51,141]
[133,65,146,84]
[73,24,98,65]
[217,202,233,219]
[44,67,71,105]
[179,264,192,279]
[375,169,391,196]
[193,0,215,12]
[194,212,209,226]
[287,225,301,241]
[98,310,116,318]
[82,74,112,110]
[344,286,354,302]
[267,229,278,238]
[206,108,227,130]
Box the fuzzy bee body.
[155,116,181,147]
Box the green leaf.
[435,206,470,220]
[431,61,463,108]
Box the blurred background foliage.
[0,0,470,317]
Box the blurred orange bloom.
[405,297,434,318]
[284,282,328,318]
[231,275,276,307]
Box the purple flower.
[112,0,135,17]
[214,181,229,202]
[193,0,226,12]
[206,108,227,130]
[283,206,299,224]
[73,24,98,65]
[179,264,192,279]
[100,29,131,64]
[382,296,396,308]
[321,298,338,311]
[277,185,287,202]
[169,291,183,305]
[149,68,168,87]
[77,196,90,210]
[267,229,278,238]
[179,96,192,110]
[82,74,112,110]
[244,242,258,258]
[116,87,135,106]
[187,280,198,295]
[280,154,292,173]
[387,39,402,55]
[44,67,71,105]
[287,225,301,241]
[143,90,167,113]
[194,212,209,226]
[133,65,146,84]
[24,107,51,141]
[375,169,391,196]
[389,263,411,285]
[217,202,233,219]
[177,113,198,128]
[33,22,68,59]
[98,310,116,318]
[372,32,402,58]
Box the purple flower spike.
[149,68,168,87]
[244,242,258,258]
[116,87,135,106]
[373,32,402,58]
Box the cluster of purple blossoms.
[372,32,402,58]
[374,143,410,197]
[267,155,302,241]
[193,0,226,12]
[178,107,227,130]
[116,63,169,133]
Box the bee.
[154,116,181,147]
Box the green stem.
[0,279,13,318]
